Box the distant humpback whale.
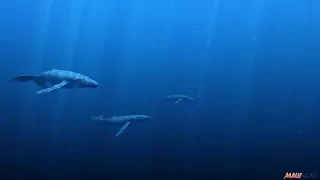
[91,114,152,136]
[156,94,196,105]
[10,69,98,94]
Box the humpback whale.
[91,114,151,136]
[10,69,98,94]
[156,94,196,105]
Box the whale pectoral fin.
[116,122,131,137]
[36,81,68,95]
[174,98,183,105]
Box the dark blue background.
[0,0,319,179]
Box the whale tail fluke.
[156,97,166,103]
[10,76,34,82]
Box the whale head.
[77,76,99,88]
[135,115,152,122]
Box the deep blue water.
[0,0,319,179]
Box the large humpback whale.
[91,114,151,136]
[10,69,98,94]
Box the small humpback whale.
[10,69,98,94]
[156,94,196,105]
[91,114,151,136]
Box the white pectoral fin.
[36,81,68,94]
[174,98,183,105]
[116,121,131,137]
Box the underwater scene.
[0,0,319,179]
